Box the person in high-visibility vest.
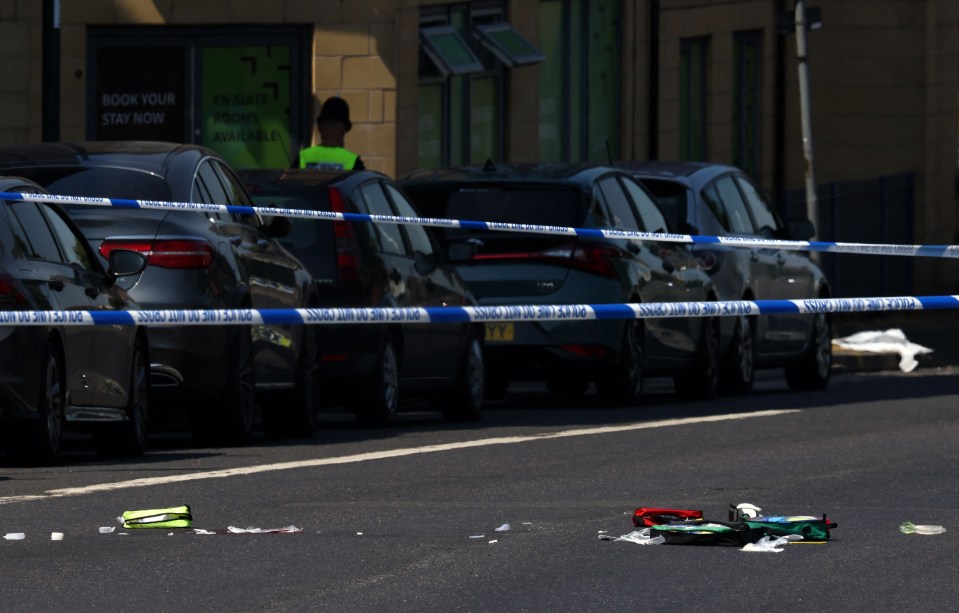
[298,97,366,171]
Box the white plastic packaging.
[3,533,25,540]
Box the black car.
[619,160,832,392]
[0,142,321,442]
[0,176,149,462]
[238,168,485,425]
[400,163,721,404]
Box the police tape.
[1,295,956,327]
[1,190,957,259]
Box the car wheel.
[7,339,67,464]
[719,315,755,395]
[596,319,644,406]
[674,316,720,400]
[355,335,400,427]
[545,369,590,400]
[191,325,257,445]
[263,327,320,438]
[435,335,485,422]
[785,311,832,391]
[95,337,149,457]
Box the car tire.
[355,335,400,427]
[674,316,720,400]
[785,311,832,391]
[95,337,150,457]
[434,334,485,422]
[190,325,257,445]
[6,339,66,464]
[263,327,320,438]
[596,319,644,406]
[719,314,756,395]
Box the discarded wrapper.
[632,507,704,527]
[121,505,193,529]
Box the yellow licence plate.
[485,322,514,342]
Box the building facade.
[1,0,957,293]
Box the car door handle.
[750,250,760,262]
[48,279,65,291]
[84,287,100,299]
[229,235,243,246]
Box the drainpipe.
[648,0,660,159]
[795,0,818,239]
[42,0,61,142]
[774,0,786,212]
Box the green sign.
[202,46,292,169]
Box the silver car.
[619,161,832,393]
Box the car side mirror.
[108,249,148,278]
[447,241,474,263]
[786,218,815,241]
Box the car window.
[621,176,670,233]
[597,177,639,230]
[635,178,687,231]
[42,206,96,270]
[196,161,229,205]
[7,202,62,262]
[359,181,405,255]
[704,176,753,234]
[445,187,585,226]
[385,183,434,257]
[735,174,780,235]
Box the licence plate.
[485,322,514,342]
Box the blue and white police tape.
[1,190,957,259]
[1,295,957,327]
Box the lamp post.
[795,1,821,241]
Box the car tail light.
[328,186,361,283]
[0,275,28,309]
[100,238,214,269]
[474,241,624,279]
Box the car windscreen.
[5,166,173,221]
[249,193,334,256]
[636,178,687,231]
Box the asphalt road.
[1,368,958,612]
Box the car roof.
[400,162,624,188]
[614,160,741,188]
[237,167,391,189]
[0,141,215,175]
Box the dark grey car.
[0,142,321,443]
[0,176,150,462]
[618,161,832,393]
[239,168,485,426]
[401,163,721,405]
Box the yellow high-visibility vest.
[299,145,360,170]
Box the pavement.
[831,310,959,373]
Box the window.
[418,3,540,167]
[707,176,753,235]
[680,37,709,161]
[43,207,95,270]
[733,31,762,178]
[539,0,621,162]
[420,25,484,76]
[621,177,669,234]
[386,184,434,258]
[735,174,780,235]
[598,177,638,230]
[87,26,310,170]
[359,182,405,255]
[474,23,545,67]
[8,202,62,263]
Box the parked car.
[400,162,721,404]
[617,160,832,393]
[0,142,321,443]
[0,176,150,462]
[237,168,485,425]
